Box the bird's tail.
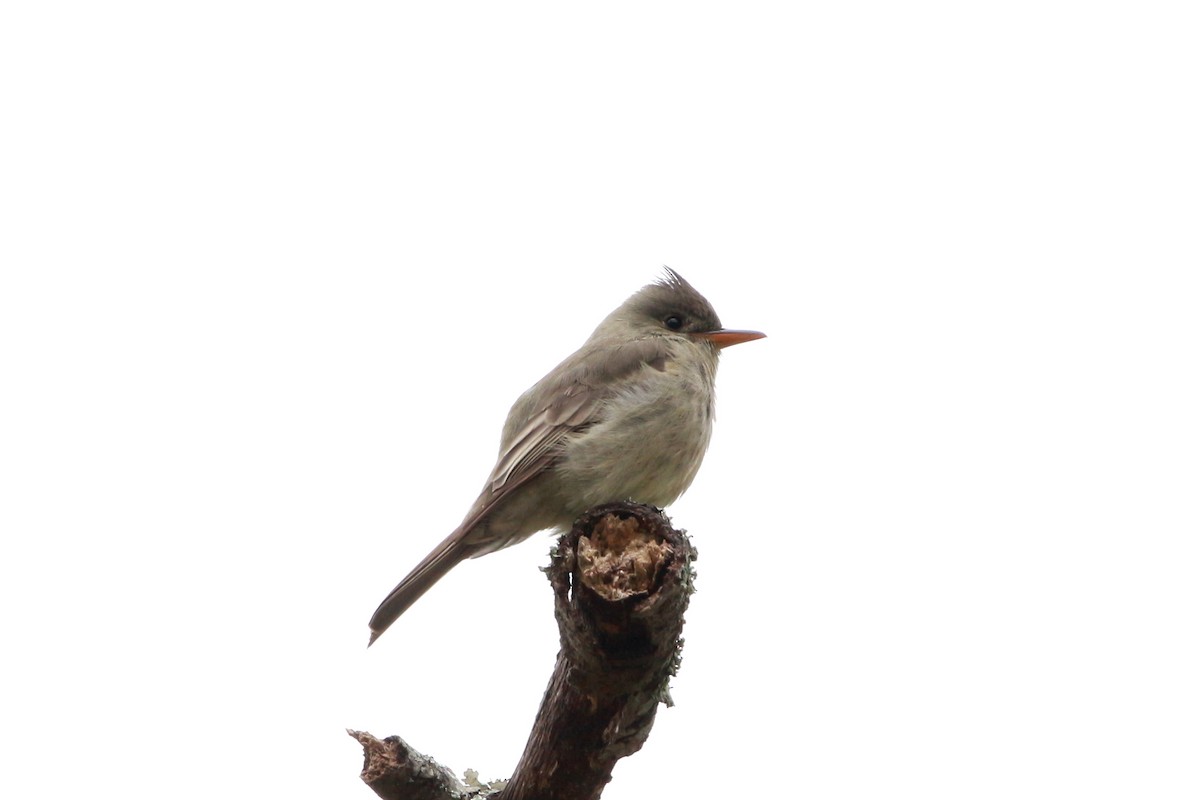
[367,528,470,646]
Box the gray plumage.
[368,269,763,645]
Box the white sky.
[2,2,1198,798]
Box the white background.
[2,2,1197,798]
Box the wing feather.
[463,337,671,531]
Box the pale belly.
[556,372,714,511]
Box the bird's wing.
[487,382,594,492]
[461,336,670,533]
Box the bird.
[367,268,764,645]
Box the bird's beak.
[694,329,767,349]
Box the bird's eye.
[664,315,684,331]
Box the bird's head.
[596,267,765,350]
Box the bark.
[353,501,697,800]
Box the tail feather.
[368,529,469,646]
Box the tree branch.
[353,501,697,800]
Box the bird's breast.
[556,358,715,510]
